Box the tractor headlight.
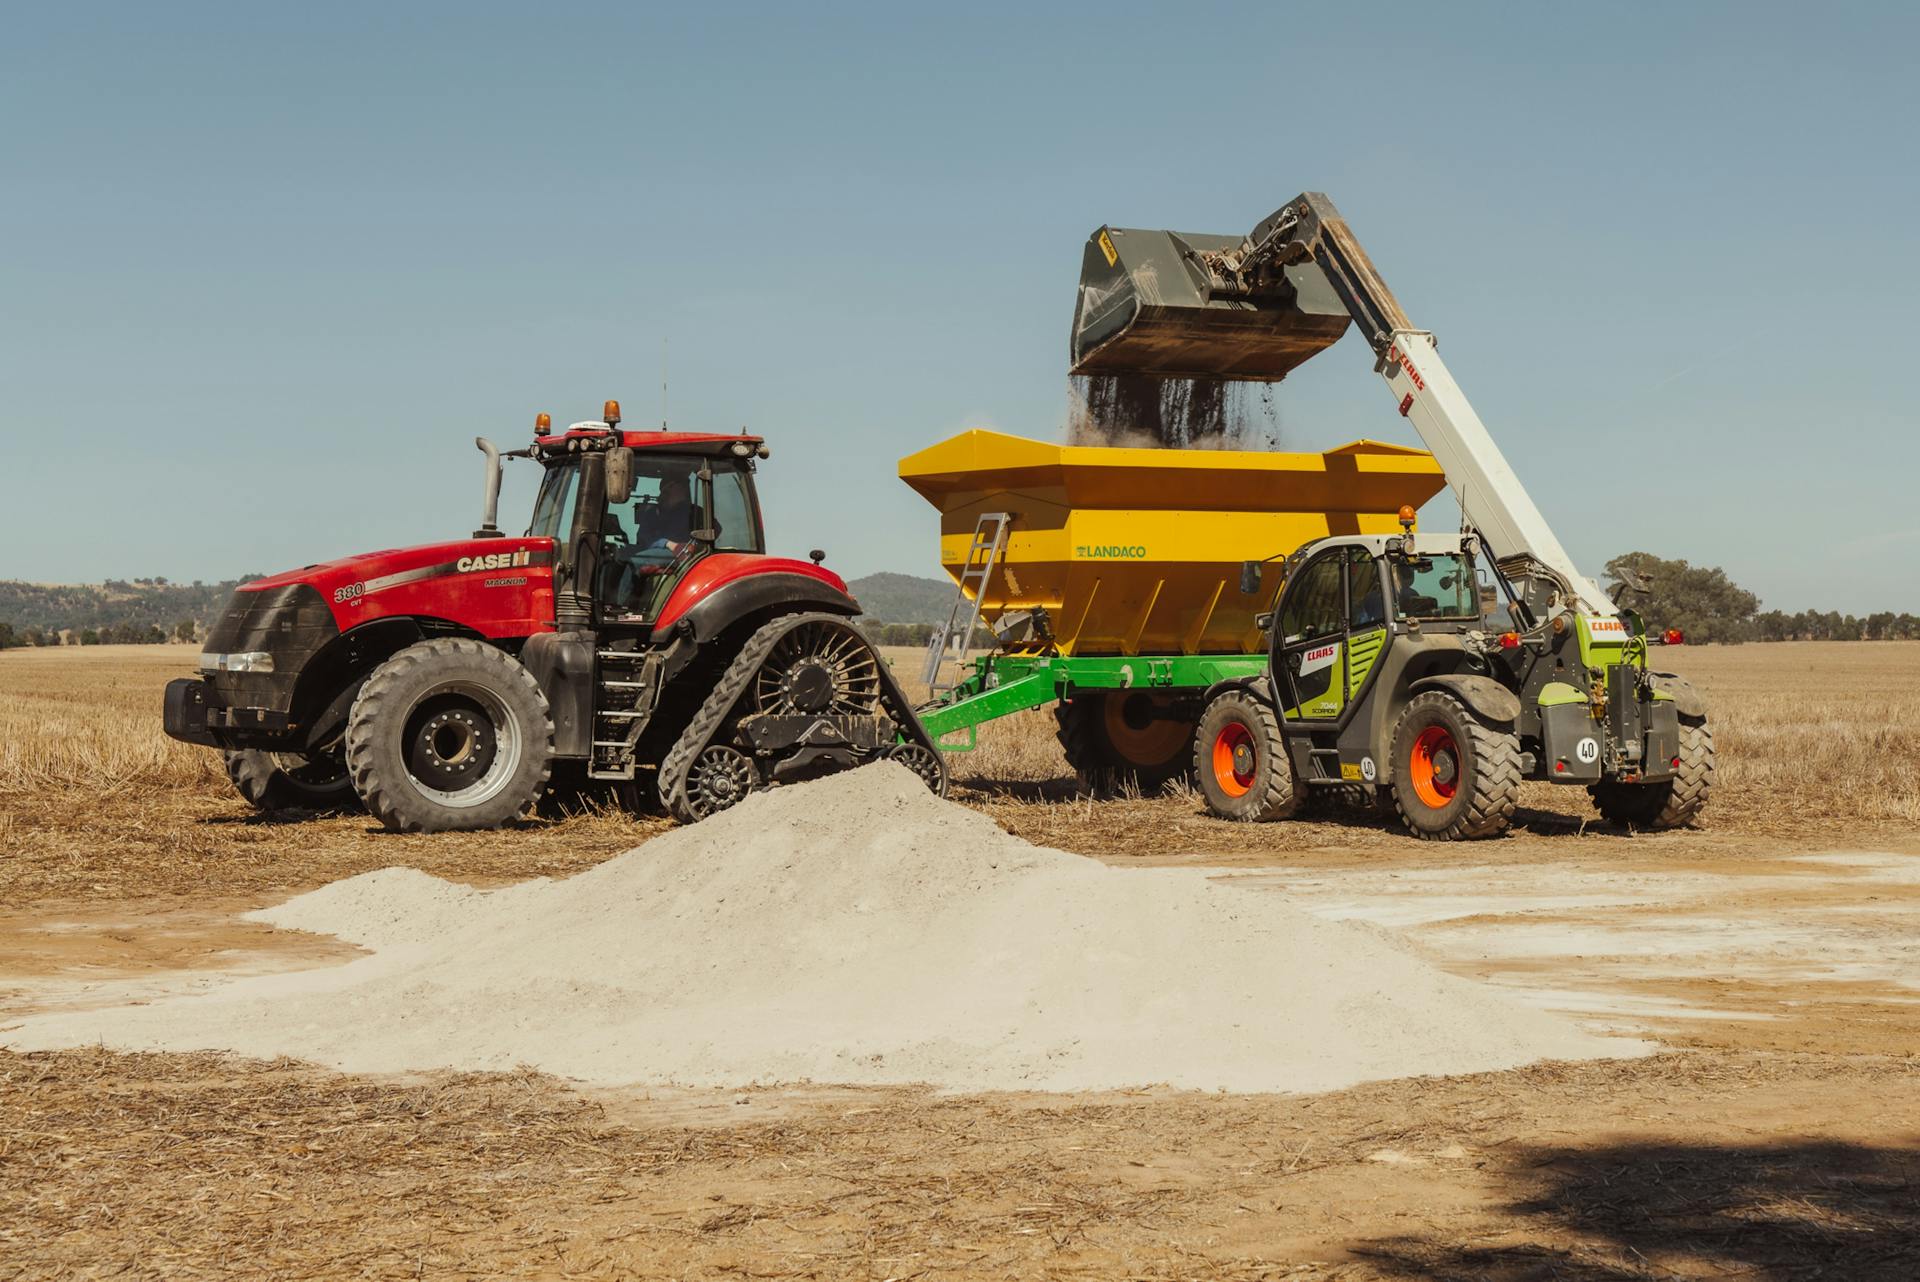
[199,650,275,674]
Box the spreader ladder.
[922,511,1011,694]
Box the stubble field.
[2,641,1918,1279]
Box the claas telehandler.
[1072,193,1711,838]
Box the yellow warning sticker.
[1097,228,1118,267]
[1340,762,1364,781]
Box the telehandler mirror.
[604,447,636,505]
[1239,560,1262,595]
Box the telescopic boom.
[1070,192,1613,617]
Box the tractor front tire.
[1590,718,1715,830]
[1388,690,1519,841]
[344,638,554,833]
[1056,691,1196,796]
[1194,689,1298,822]
[222,748,358,813]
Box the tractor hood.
[237,536,558,640]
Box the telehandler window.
[1391,554,1480,621]
[1279,554,1344,643]
[1347,549,1387,630]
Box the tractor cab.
[519,402,772,630]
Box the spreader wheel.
[1193,688,1297,821]
[1388,690,1518,841]
[1055,690,1197,796]
[1590,717,1715,830]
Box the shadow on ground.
[1358,1138,1920,1281]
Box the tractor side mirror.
[1239,560,1262,595]
[690,526,719,545]
[604,447,636,505]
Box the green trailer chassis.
[916,652,1267,749]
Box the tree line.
[0,620,201,649]
[1604,552,1917,644]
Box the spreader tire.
[1590,717,1715,830]
[1056,691,1196,796]
[1194,689,1297,822]
[1388,690,1519,841]
[222,748,358,812]
[344,638,554,833]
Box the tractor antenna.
[660,337,668,431]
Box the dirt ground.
[3,643,1918,1279]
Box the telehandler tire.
[1194,689,1298,821]
[1057,691,1196,796]
[1589,717,1714,830]
[1388,690,1519,840]
[344,638,554,833]
[222,748,358,812]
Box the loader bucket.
[899,430,1445,657]
[1070,227,1352,381]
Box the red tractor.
[165,402,945,830]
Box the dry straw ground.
[3,642,1919,1279]
[1,641,1917,901]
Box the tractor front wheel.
[1194,688,1297,821]
[222,748,358,813]
[1387,690,1519,840]
[1590,718,1715,830]
[344,638,555,833]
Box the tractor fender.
[665,571,858,645]
[1650,671,1708,719]
[291,616,485,745]
[1408,673,1521,725]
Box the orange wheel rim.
[1408,725,1459,808]
[1212,721,1257,798]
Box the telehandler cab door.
[1274,546,1391,723]
[1274,550,1347,721]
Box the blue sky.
[3,2,1915,613]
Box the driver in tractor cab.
[635,472,695,550]
[605,469,698,615]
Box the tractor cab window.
[1279,553,1345,643]
[706,461,763,554]
[1390,552,1481,621]
[527,459,580,543]
[599,455,765,617]
[603,457,764,566]
[603,457,701,593]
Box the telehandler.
[1072,193,1711,838]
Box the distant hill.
[0,577,252,643]
[2,569,963,646]
[846,572,956,624]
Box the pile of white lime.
[7,765,1641,1092]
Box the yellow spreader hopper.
[899,430,1446,657]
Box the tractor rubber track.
[659,612,947,823]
